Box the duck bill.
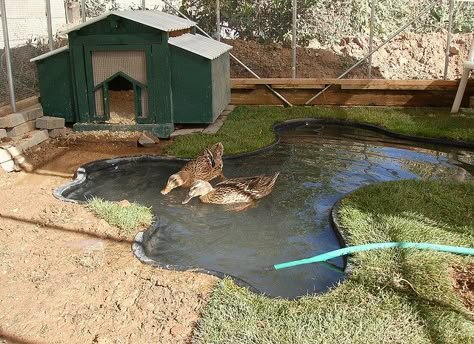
[182,194,194,204]
[160,185,172,195]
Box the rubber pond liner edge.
[53,119,474,299]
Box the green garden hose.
[273,242,474,270]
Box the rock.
[48,128,67,138]
[138,131,160,147]
[170,323,186,337]
[449,46,459,56]
[353,37,364,49]
[118,200,131,207]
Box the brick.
[6,120,36,138]
[138,131,160,147]
[0,129,6,139]
[48,128,67,138]
[0,147,12,164]
[0,159,16,173]
[0,104,43,128]
[17,130,49,152]
[36,116,65,130]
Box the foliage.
[179,0,474,46]
[84,0,120,17]
[87,197,153,235]
[194,180,474,343]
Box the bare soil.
[227,32,473,80]
[0,131,217,344]
[227,39,383,79]
[452,264,474,312]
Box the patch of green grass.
[194,180,474,344]
[87,197,153,235]
[167,106,474,157]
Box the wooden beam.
[231,85,474,107]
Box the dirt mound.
[227,31,472,80]
[319,31,473,80]
[227,39,382,79]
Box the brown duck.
[161,142,224,195]
[182,172,280,205]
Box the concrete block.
[170,128,204,138]
[48,128,67,138]
[0,147,12,164]
[0,159,16,172]
[36,116,65,130]
[0,129,6,139]
[0,104,43,128]
[6,120,36,138]
[138,131,160,147]
[17,130,49,152]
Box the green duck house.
[31,10,232,138]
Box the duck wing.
[217,173,280,199]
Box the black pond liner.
[55,119,474,299]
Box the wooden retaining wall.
[230,79,474,107]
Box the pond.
[58,121,474,299]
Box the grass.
[166,106,474,157]
[87,197,153,235]
[194,180,474,344]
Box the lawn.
[166,106,474,157]
[193,180,474,344]
[87,197,153,235]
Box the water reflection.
[62,122,473,298]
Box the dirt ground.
[0,132,217,344]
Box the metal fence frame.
[0,0,471,111]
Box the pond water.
[60,121,474,299]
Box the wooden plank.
[230,84,474,107]
[340,84,460,91]
[270,84,325,89]
[231,84,257,90]
[231,78,461,86]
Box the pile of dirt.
[228,31,472,80]
[327,31,473,80]
[227,39,382,79]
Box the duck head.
[161,171,190,195]
[182,180,214,204]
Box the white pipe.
[46,0,54,51]
[368,0,376,79]
[291,0,297,78]
[444,0,454,80]
[216,0,221,41]
[0,0,16,112]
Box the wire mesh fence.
[0,0,473,110]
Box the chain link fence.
[1,0,473,110]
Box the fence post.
[216,0,220,41]
[46,0,54,51]
[0,0,16,112]
[368,0,376,79]
[444,0,454,80]
[81,0,86,22]
[142,0,146,10]
[291,0,297,78]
